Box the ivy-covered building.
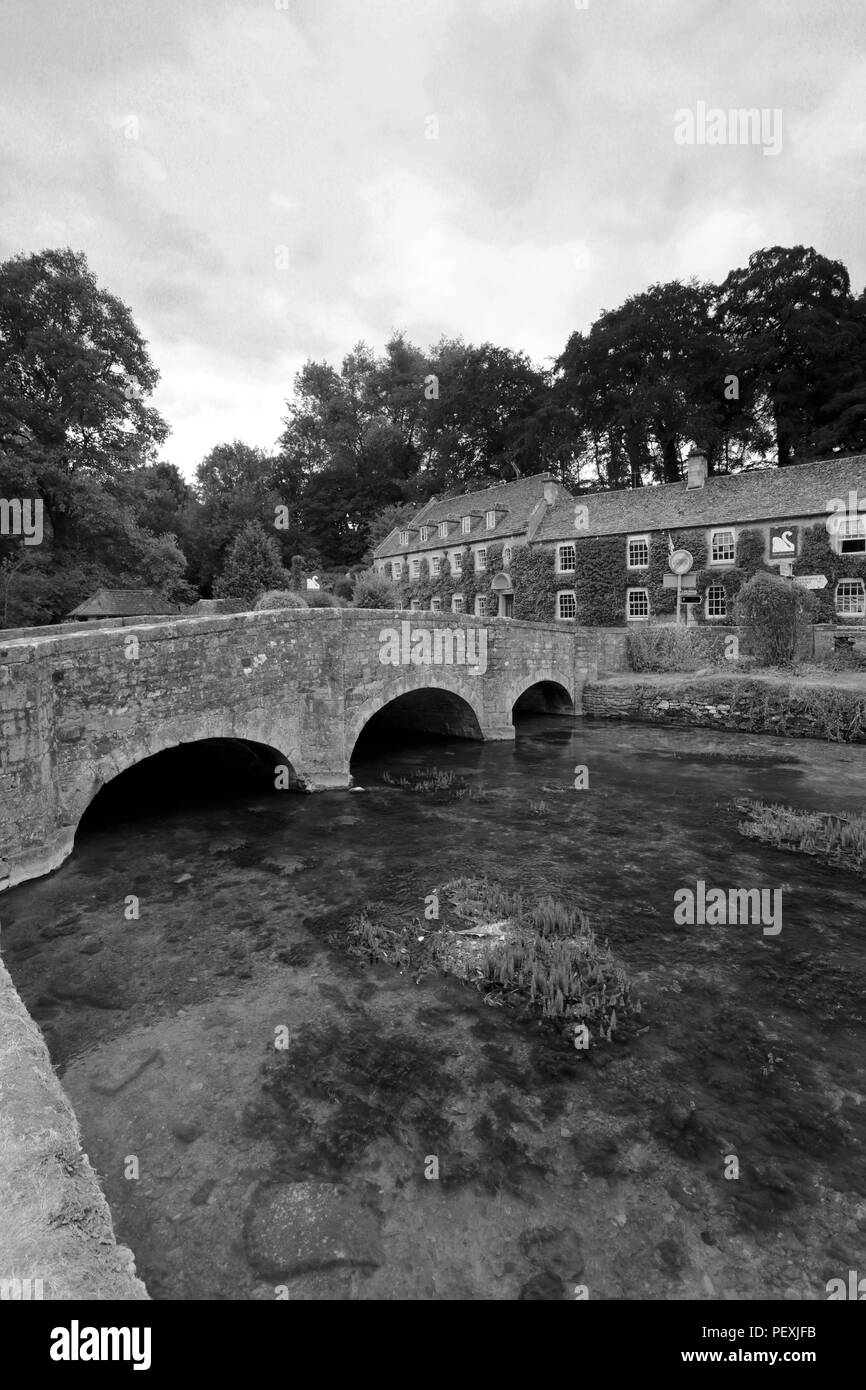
[373,473,570,618]
[375,452,866,626]
[536,450,866,626]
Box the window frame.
[452,551,463,575]
[392,560,403,579]
[419,525,429,543]
[399,529,410,546]
[485,509,496,529]
[410,558,420,578]
[626,533,651,570]
[476,547,487,572]
[438,521,449,539]
[557,589,577,621]
[839,515,866,554]
[461,515,472,535]
[557,543,576,574]
[431,555,441,575]
[835,578,866,616]
[709,528,736,566]
[431,596,442,613]
[475,594,487,618]
[503,546,512,566]
[626,586,650,621]
[452,594,464,614]
[705,583,727,620]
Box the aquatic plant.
[736,798,866,875]
[380,767,471,798]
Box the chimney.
[543,481,557,505]
[685,448,707,490]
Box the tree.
[213,521,288,603]
[716,245,862,466]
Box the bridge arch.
[508,672,576,719]
[347,675,485,759]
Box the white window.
[835,579,865,616]
[475,595,487,617]
[503,546,512,566]
[706,584,727,619]
[476,548,487,571]
[431,555,441,575]
[399,530,410,546]
[392,560,402,579]
[409,599,421,612]
[627,535,650,568]
[419,525,429,542]
[452,594,464,613]
[557,544,576,573]
[710,529,735,564]
[410,558,420,577]
[438,521,449,539]
[462,515,472,534]
[839,516,866,554]
[557,590,576,620]
[486,509,496,529]
[627,588,649,620]
[452,552,462,574]
[431,596,442,613]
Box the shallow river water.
[2,715,865,1300]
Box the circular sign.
[668,548,694,576]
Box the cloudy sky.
[1,0,864,477]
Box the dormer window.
[419,525,429,543]
[486,510,496,529]
[399,530,410,546]
[461,516,472,534]
[438,521,449,539]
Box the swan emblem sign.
[770,525,798,557]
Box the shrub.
[302,589,341,608]
[626,625,732,672]
[735,572,813,666]
[254,589,309,610]
[214,522,289,602]
[352,569,400,609]
[334,577,354,600]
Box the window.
[399,530,409,546]
[839,516,866,554]
[627,588,649,619]
[710,529,735,564]
[476,548,487,571]
[410,558,420,577]
[836,579,865,616]
[452,552,463,574]
[392,560,402,579]
[431,596,442,613]
[706,584,727,619]
[627,535,650,568]
[409,599,421,612]
[462,515,472,534]
[419,525,429,543]
[503,546,512,566]
[475,595,487,617]
[452,594,464,613]
[557,544,576,573]
[486,509,496,529]
[431,556,441,575]
[557,590,576,620]
[438,521,449,539]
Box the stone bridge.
[0,607,600,891]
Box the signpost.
[667,548,694,625]
[793,574,828,590]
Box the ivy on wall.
[793,524,866,622]
[511,546,558,621]
[395,540,506,615]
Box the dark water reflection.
[2,716,864,1300]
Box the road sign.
[681,593,701,603]
[669,549,693,576]
[793,574,828,590]
[663,573,696,590]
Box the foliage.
[213,521,288,602]
[511,545,558,621]
[254,589,309,610]
[792,523,866,623]
[352,568,400,609]
[302,588,341,607]
[380,767,471,798]
[626,625,733,672]
[737,799,866,875]
[735,572,813,666]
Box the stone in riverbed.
[244,1182,384,1277]
[89,1048,163,1094]
[171,1121,204,1144]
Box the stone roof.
[536,454,866,542]
[67,588,180,618]
[374,474,567,558]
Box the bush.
[334,577,354,600]
[254,589,308,610]
[302,589,341,608]
[352,569,400,609]
[626,625,732,672]
[735,572,813,667]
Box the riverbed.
[2,716,864,1299]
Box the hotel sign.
[770,525,798,559]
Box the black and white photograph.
[1,0,864,1352]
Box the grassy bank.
[737,799,866,876]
